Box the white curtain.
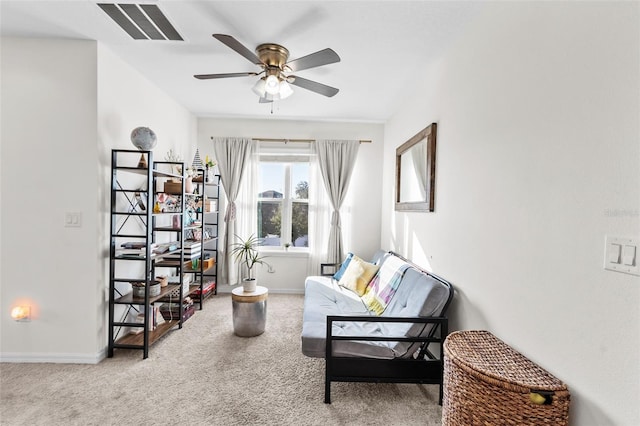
[307,144,330,276]
[234,143,259,283]
[315,139,360,264]
[211,137,255,286]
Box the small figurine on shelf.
[165,149,182,177]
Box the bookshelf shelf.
[113,284,180,305]
[114,320,180,347]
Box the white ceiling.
[0,1,485,122]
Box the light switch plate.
[604,236,639,276]
[65,212,82,228]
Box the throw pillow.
[361,255,410,315]
[338,255,380,296]
[333,252,354,281]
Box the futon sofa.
[301,250,454,403]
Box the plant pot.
[242,278,257,293]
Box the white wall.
[0,37,196,363]
[381,2,639,425]
[1,38,100,362]
[197,117,384,293]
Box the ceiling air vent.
[98,3,183,41]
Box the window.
[257,142,310,248]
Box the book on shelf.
[183,247,202,254]
[159,297,195,322]
[116,248,157,258]
[183,245,202,251]
[192,280,216,296]
[121,242,157,250]
[128,305,164,334]
[164,252,201,261]
[153,243,177,255]
[184,241,202,250]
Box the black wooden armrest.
[325,315,448,350]
[320,262,341,276]
[324,315,448,404]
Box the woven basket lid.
[444,330,568,392]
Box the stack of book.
[159,297,195,323]
[182,240,202,260]
[116,242,158,258]
[128,305,165,334]
[192,280,216,297]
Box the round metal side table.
[231,286,268,337]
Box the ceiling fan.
[194,34,340,103]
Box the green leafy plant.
[204,154,216,168]
[231,234,269,280]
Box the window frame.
[257,148,310,251]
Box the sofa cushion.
[302,275,373,358]
[302,318,398,359]
[338,255,379,296]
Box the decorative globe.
[130,127,157,151]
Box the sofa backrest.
[377,251,454,358]
[383,267,451,319]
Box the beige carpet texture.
[0,294,443,425]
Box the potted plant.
[231,234,269,292]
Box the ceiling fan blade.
[289,76,339,97]
[194,72,257,80]
[212,34,263,65]
[259,97,273,104]
[285,48,340,72]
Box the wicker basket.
[443,330,570,426]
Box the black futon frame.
[321,252,454,404]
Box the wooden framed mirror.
[395,123,437,212]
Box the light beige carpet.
[0,294,443,425]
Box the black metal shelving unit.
[108,149,186,359]
[186,168,220,309]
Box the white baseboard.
[216,286,304,295]
[0,349,106,364]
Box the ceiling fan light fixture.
[278,81,293,99]
[264,75,280,95]
[252,78,266,97]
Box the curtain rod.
[210,137,371,144]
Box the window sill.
[259,249,309,258]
